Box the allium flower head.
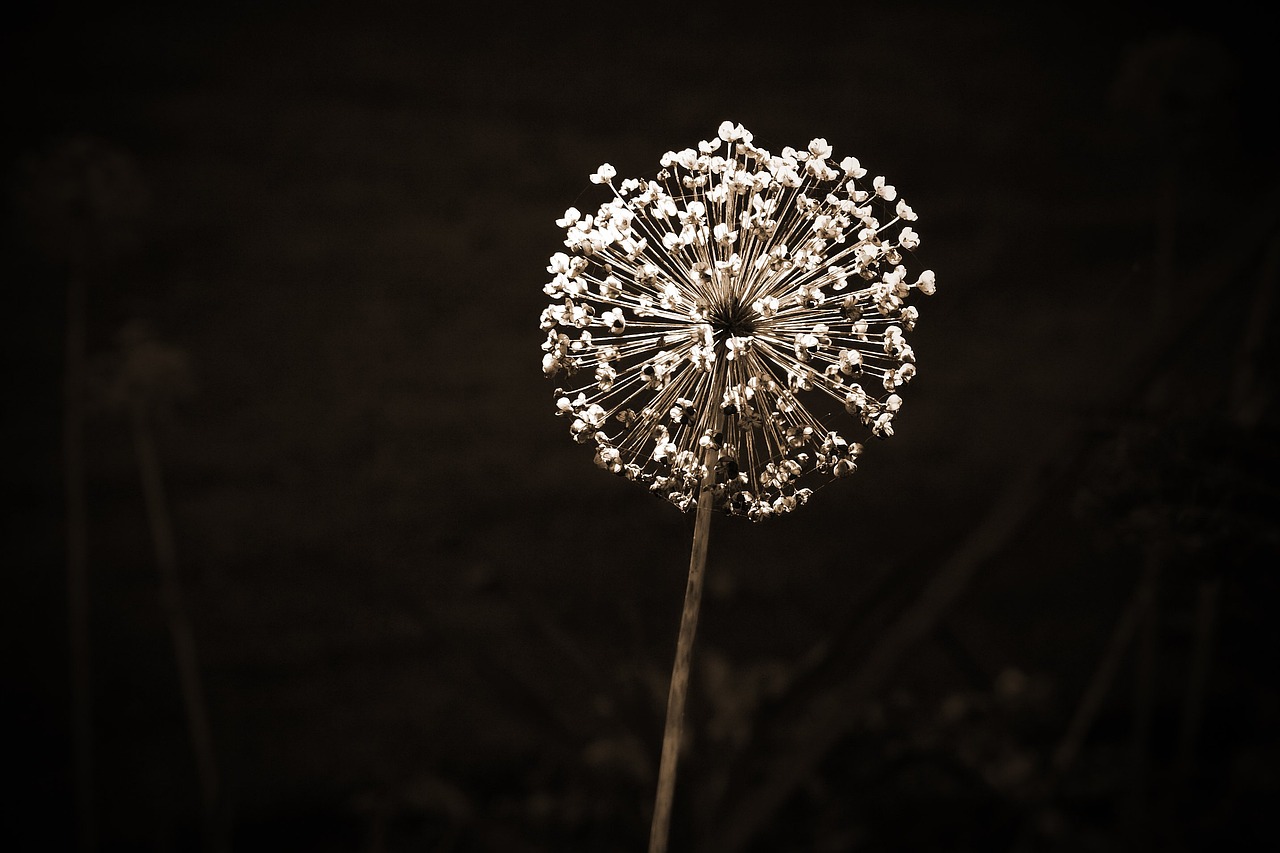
[541,121,936,521]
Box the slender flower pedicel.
[542,121,936,520]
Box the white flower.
[590,163,617,184]
[546,252,572,275]
[718,121,752,142]
[752,295,779,318]
[840,156,867,178]
[916,269,937,296]
[601,307,627,334]
[541,122,935,519]
[808,138,833,160]
[713,222,738,248]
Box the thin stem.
[1129,549,1162,850]
[649,459,715,853]
[1051,576,1147,776]
[1176,576,1221,783]
[130,395,223,850]
[66,275,93,852]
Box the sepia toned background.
[5,2,1277,850]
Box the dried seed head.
[542,122,936,520]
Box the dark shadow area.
[4,2,1277,851]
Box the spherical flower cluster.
[541,121,936,520]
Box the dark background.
[4,2,1278,851]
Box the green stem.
[649,463,714,853]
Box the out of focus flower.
[541,121,936,520]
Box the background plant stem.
[66,275,93,853]
[130,394,224,851]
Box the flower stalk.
[541,121,937,848]
[649,451,715,853]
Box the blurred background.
[4,1,1277,851]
